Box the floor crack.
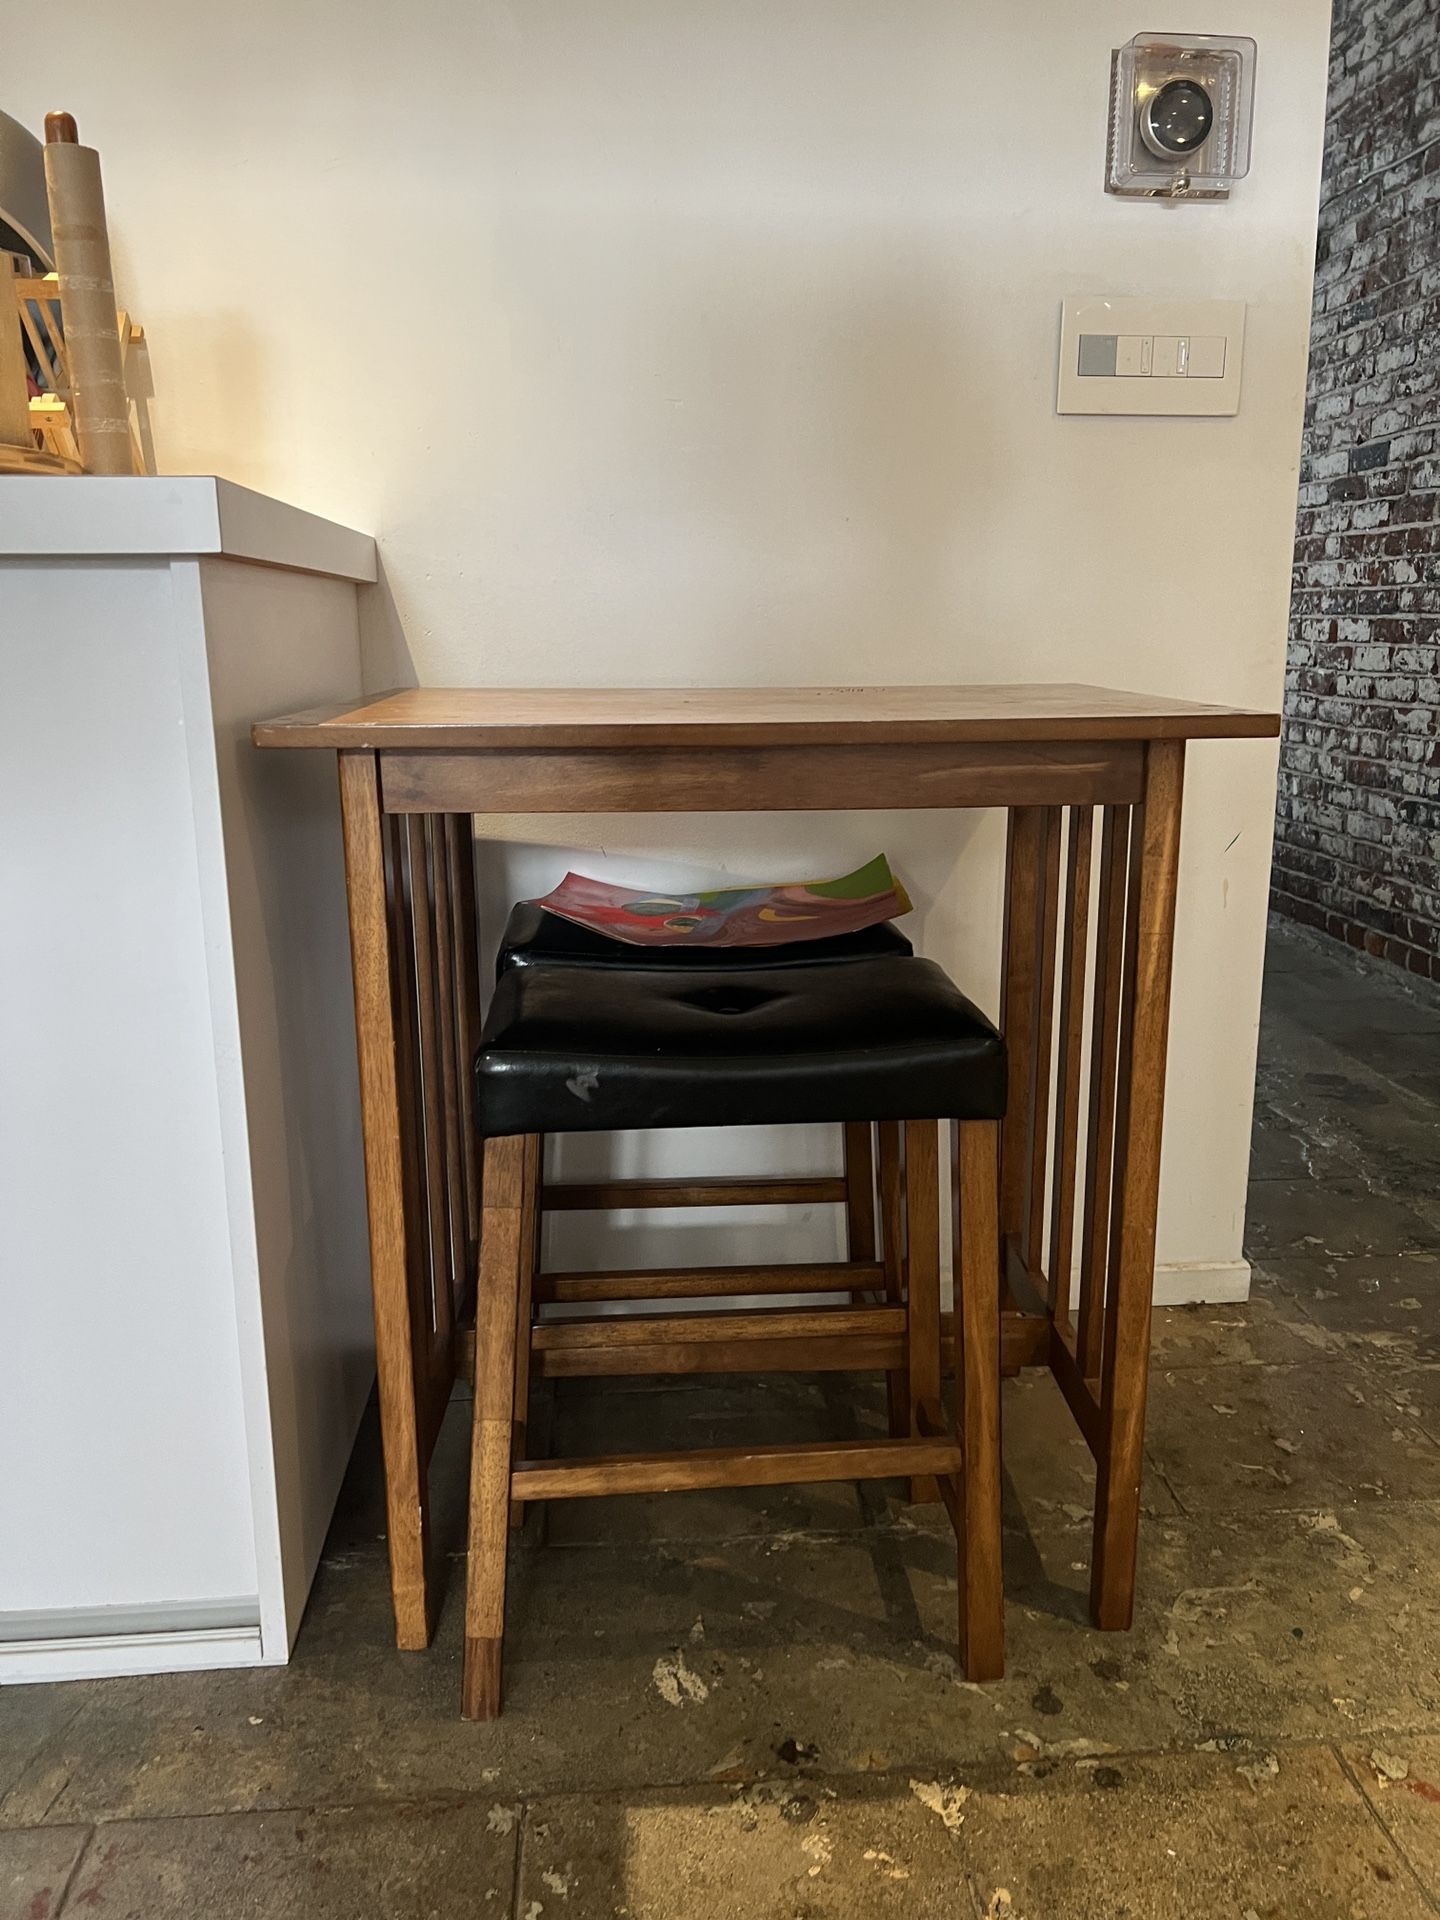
[50,1823,96,1918]
[510,1797,530,1920]
[1331,1741,1440,1917]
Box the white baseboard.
[1151,1258,1252,1306]
[1,1597,267,1685]
[0,1624,265,1685]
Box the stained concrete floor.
[6,918,1440,1918]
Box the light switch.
[1057,297,1246,416]
[1187,333,1227,378]
[1115,335,1152,376]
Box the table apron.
[377,740,1145,814]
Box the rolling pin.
[43,111,133,475]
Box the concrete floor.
[5,918,1440,1918]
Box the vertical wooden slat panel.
[338,752,432,1650]
[429,816,469,1326]
[999,807,1045,1250]
[954,1118,1005,1680]
[1076,805,1130,1379]
[877,1120,908,1438]
[1048,805,1094,1322]
[447,814,483,1254]
[1104,805,1147,1339]
[843,1121,877,1265]
[904,1119,942,1504]
[1025,808,1063,1277]
[405,815,453,1346]
[385,813,433,1372]
[401,821,462,1469]
[1092,740,1186,1632]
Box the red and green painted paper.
[532,853,912,949]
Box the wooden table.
[253,684,1279,1650]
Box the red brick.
[1275,0,1440,971]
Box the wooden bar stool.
[493,902,915,1271]
[461,950,1007,1720]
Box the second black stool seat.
[474,954,1006,1137]
[495,901,914,976]
[491,906,924,1278]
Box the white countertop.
[0,476,376,583]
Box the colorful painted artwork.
[532,854,912,949]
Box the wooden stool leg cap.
[462,1635,504,1721]
[1090,1587,1136,1633]
[962,1641,1005,1684]
[393,1589,437,1653]
[961,1606,1006,1682]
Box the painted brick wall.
[1274,0,1440,978]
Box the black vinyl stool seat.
[491,908,923,1282]
[495,901,914,976]
[474,955,1005,1137]
[461,946,1007,1721]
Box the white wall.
[9,2,1332,1290]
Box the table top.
[252,683,1280,751]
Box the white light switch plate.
[1058,297,1246,416]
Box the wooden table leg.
[338,750,434,1650]
[1090,740,1185,1630]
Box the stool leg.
[954,1118,1004,1680]
[877,1121,909,1439]
[904,1119,941,1503]
[509,1133,542,1529]
[463,1133,527,1720]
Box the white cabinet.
[1,479,378,1681]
